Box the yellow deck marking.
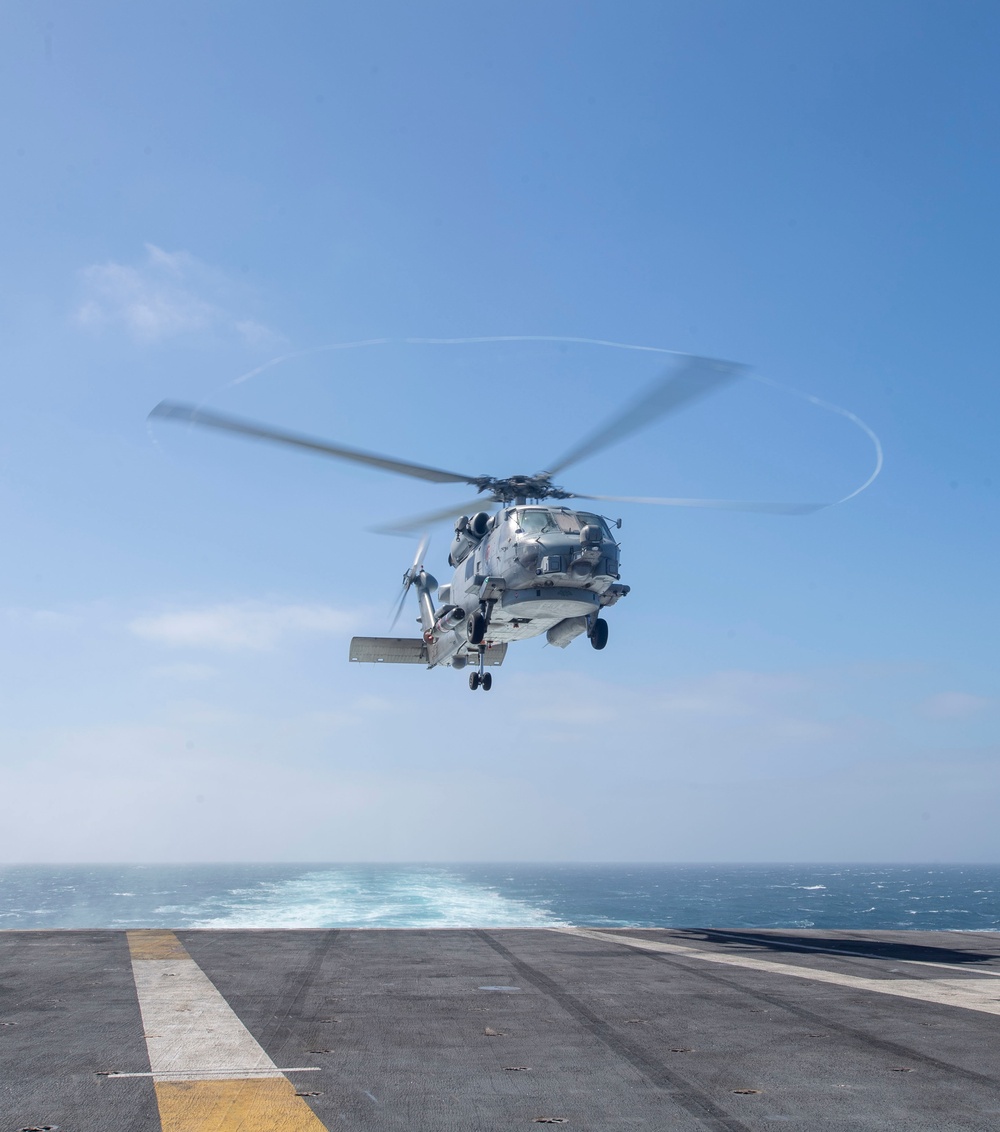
[154,1078,327,1132]
[557,927,1000,1018]
[127,930,327,1130]
[128,929,192,961]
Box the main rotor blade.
[372,497,491,536]
[150,401,476,486]
[545,354,748,477]
[572,492,825,515]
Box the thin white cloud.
[1,606,84,631]
[148,662,221,682]
[654,669,810,718]
[918,691,995,720]
[233,318,277,348]
[74,243,281,345]
[129,601,359,651]
[521,669,813,729]
[510,668,865,778]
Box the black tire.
[469,671,481,691]
[590,618,609,650]
[467,611,487,645]
[481,672,493,691]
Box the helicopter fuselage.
[421,505,629,670]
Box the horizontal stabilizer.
[349,636,428,664]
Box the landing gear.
[468,649,494,691]
[590,617,609,650]
[466,610,487,645]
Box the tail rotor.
[389,533,431,630]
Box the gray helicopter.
[152,354,819,691]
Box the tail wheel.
[466,611,487,645]
[590,618,609,650]
[481,672,493,691]
[469,671,481,691]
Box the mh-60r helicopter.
[152,354,821,691]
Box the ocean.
[0,863,997,932]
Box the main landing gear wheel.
[590,618,609,650]
[467,611,487,645]
[469,671,481,691]
[481,672,493,691]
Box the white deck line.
[557,927,1000,1018]
[130,954,289,1082]
[700,928,1000,977]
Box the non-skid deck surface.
[3,927,1000,1130]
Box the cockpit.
[513,508,611,538]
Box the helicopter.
[151,353,821,691]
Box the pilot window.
[577,512,608,533]
[517,509,553,533]
[551,511,608,535]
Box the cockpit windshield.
[517,508,553,533]
[516,508,609,537]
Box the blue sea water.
[0,864,998,931]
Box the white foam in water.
[3,864,998,931]
[180,868,569,929]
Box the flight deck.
[3,926,1000,1130]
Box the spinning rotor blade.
[545,354,748,477]
[150,401,475,486]
[389,586,411,630]
[372,497,490,536]
[572,492,825,515]
[390,532,431,629]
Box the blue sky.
[1,1,998,862]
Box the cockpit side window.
[552,512,578,534]
[576,512,609,534]
[552,510,610,536]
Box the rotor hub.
[473,473,574,504]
